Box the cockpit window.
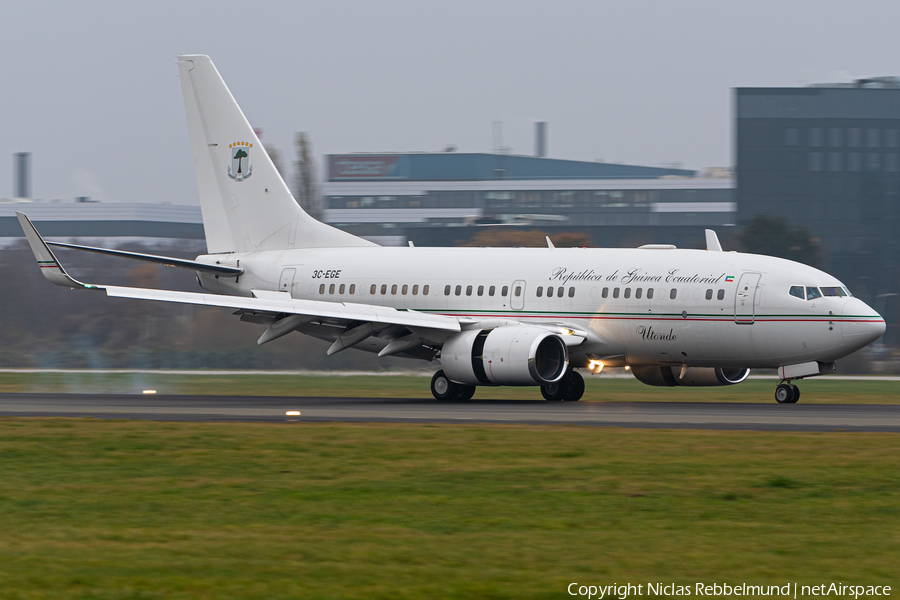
[806,286,822,300]
[821,286,847,297]
[789,286,805,300]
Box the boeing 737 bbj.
[17,55,886,403]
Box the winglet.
[705,229,723,252]
[15,212,100,289]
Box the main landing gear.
[774,382,801,404]
[429,369,586,402]
[541,369,585,402]
[431,370,476,401]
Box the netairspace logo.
[567,582,892,599]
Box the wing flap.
[104,286,461,332]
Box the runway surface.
[1,393,899,432]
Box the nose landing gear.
[774,382,800,404]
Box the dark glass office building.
[737,81,900,342]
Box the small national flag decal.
[725,275,734,283]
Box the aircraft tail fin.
[177,55,375,253]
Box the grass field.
[0,419,897,599]
[1,370,899,403]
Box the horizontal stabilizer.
[47,241,242,276]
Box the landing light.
[624,365,631,371]
[285,411,301,416]
[588,359,604,374]
[142,390,157,394]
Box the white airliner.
[17,55,886,404]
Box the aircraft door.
[511,280,526,310]
[279,268,296,296]
[734,272,761,324]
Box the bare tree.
[266,147,284,180]
[294,132,321,218]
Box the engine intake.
[441,326,568,386]
[631,366,750,387]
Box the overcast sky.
[2,1,899,204]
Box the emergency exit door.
[279,268,296,296]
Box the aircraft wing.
[105,286,460,334]
[18,211,460,356]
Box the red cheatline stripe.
[438,312,883,324]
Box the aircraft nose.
[841,299,886,351]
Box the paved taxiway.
[1,393,899,432]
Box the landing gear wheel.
[566,371,585,401]
[774,383,795,404]
[431,370,457,401]
[454,385,476,401]
[541,380,566,401]
[541,370,584,401]
[789,384,800,404]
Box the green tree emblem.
[234,148,248,174]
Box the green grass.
[0,419,897,598]
[1,371,899,403]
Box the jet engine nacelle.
[631,366,751,387]
[441,326,568,386]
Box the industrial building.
[736,79,900,324]
[321,152,735,248]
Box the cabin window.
[339,284,345,294]
[806,286,822,300]
[602,287,609,298]
[455,285,462,296]
[466,285,473,296]
[381,284,388,295]
[546,286,552,297]
[717,289,724,301]
[821,286,847,297]
[319,284,325,294]
[477,285,484,296]
[635,288,643,299]
[693,289,702,300]
[370,284,376,295]
[789,286,805,300]
[489,285,496,296]
[536,286,543,297]
[625,288,632,299]
[329,284,335,294]
[670,288,677,300]
[613,288,620,299]
[514,286,522,297]
[646,288,654,300]
[444,285,451,296]
[568,287,575,298]
[390,284,397,295]
[705,289,713,300]
[412,285,418,295]
[423,285,430,295]
[501,286,509,297]
[349,284,356,295]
